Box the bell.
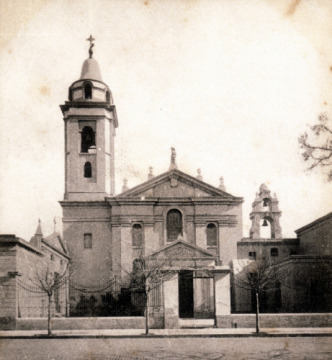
[262,219,268,227]
[263,198,269,207]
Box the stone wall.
[15,317,145,330]
[0,246,17,321]
[216,313,332,328]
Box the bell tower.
[249,184,282,239]
[60,37,118,200]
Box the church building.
[59,40,244,328]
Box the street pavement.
[0,336,331,359]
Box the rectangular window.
[270,248,278,257]
[84,233,92,249]
[50,254,54,261]
[249,251,256,260]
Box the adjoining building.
[234,183,331,314]
[0,221,69,329]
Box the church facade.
[59,44,244,328]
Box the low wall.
[1,313,332,330]
[15,317,145,331]
[216,313,332,328]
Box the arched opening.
[132,224,143,248]
[106,91,110,103]
[262,198,271,210]
[167,209,183,242]
[206,223,217,247]
[260,217,275,239]
[68,89,73,101]
[84,162,92,178]
[81,126,95,153]
[84,83,92,99]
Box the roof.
[0,235,43,256]
[42,231,68,257]
[80,58,103,82]
[295,212,332,235]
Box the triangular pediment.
[116,169,237,199]
[149,240,217,260]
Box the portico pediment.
[149,239,217,260]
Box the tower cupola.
[67,36,114,104]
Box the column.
[214,271,231,328]
[164,272,179,329]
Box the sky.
[0,0,331,240]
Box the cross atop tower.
[86,35,95,58]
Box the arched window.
[81,126,95,153]
[84,162,92,178]
[68,89,73,101]
[106,91,110,103]
[84,83,92,99]
[167,209,182,242]
[206,223,217,247]
[132,224,143,247]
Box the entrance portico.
[148,240,232,329]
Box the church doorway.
[178,270,194,318]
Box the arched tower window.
[167,209,183,242]
[84,83,92,99]
[106,91,110,103]
[132,224,143,247]
[81,126,95,153]
[68,89,73,101]
[206,223,217,247]
[84,162,92,178]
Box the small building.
[0,221,69,329]
[275,212,332,313]
[234,183,331,314]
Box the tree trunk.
[145,292,149,335]
[48,293,52,336]
[255,292,260,334]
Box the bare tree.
[125,254,174,335]
[30,262,69,336]
[298,113,332,181]
[234,256,280,333]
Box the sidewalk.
[1,327,332,338]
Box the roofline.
[41,239,70,259]
[295,212,332,235]
[238,238,299,245]
[0,235,44,256]
[112,168,243,201]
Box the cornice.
[59,200,109,208]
